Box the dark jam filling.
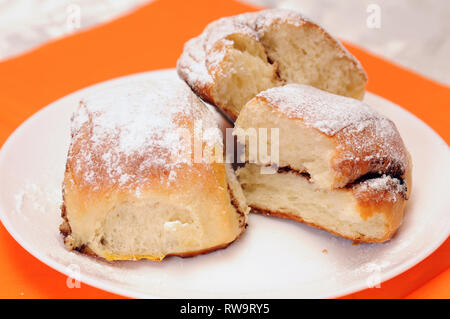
[276,166,311,180]
[275,166,407,199]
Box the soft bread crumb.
[237,163,407,243]
[177,9,367,119]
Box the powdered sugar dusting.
[177,37,213,87]
[354,175,407,202]
[202,13,258,52]
[361,175,406,193]
[259,84,379,136]
[13,180,62,221]
[68,75,222,191]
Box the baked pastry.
[234,84,412,243]
[177,9,367,120]
[60,74,248,261]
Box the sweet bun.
[60,75,249,261]
[234,84,411,243]
[177,9,367,120]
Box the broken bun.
[234,84,411,243]
[177,9,367,120]
[60,74,248,261]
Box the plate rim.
[0,69,449,299]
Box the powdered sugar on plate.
[13,180,62,219]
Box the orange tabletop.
[0,0,448,299]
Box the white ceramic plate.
[0,69,449,299]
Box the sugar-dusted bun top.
[255,84,411,189]
[67,73,223,193]
[257,84,382,135]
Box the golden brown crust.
[331,120,411,189]
[351,163,411,233]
